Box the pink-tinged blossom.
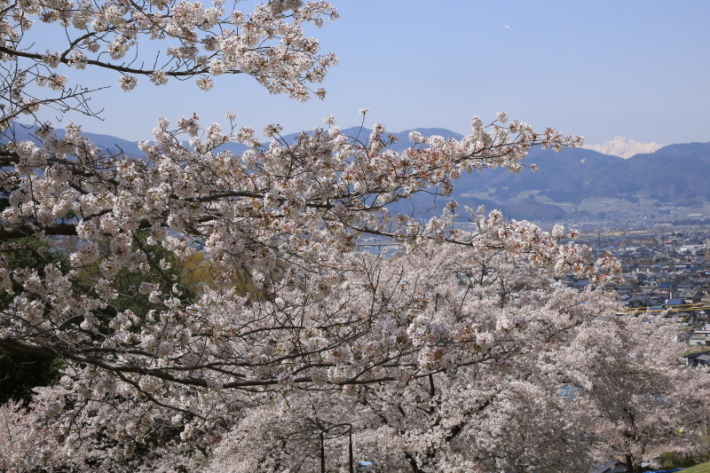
[150,70,168,85]
[40,51,61,68]
[196,77,214,90]
[118,74,138,91]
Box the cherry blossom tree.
[1,215,626,473]
[206,233,613,473]
[0,0,705,472]
[202,246,709,473]
[569,314,710,473]
[0,0,582,405]
[0,0,338,130]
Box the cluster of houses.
[564,229,710,364]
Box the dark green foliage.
[0,350,62,405]
[0,234,195,405]
[0,238,69,404]
[85,233,196,324]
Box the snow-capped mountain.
[582,136,664,159]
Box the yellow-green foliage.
[679,460,710,473]
[176,252,259,298]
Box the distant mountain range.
[4,124,709,222]
[6,124,149,157]
[455,141,710,204]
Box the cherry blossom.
[0,0,339,130]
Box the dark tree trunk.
[405,453,422,473]
[625,454,643,473]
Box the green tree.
[0,234,196,405]
[0,238,68,404]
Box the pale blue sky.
[51,0,710,145]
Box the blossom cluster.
[0,0,339,132]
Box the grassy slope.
[680,461,710,473]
